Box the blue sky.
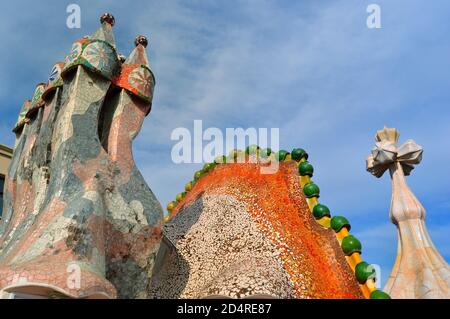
[1,0,449,288]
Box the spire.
[367,127,422,178]
[112,35,155,105]
[100,12,115,26]
[366,127,450,298]
[134,35,148,48]
[13,100,31,132]
[30,83,46,106]
[62,13,120,80]
[42,62,65,101]
[125,35,150,67]
[91,13,116,49]
[12,82,46,132]
[26,82,46,117]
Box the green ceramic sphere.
[246,144,259,155]
[298,161,314,177]
[303,182,320,198]
[203,162,216,172]
[341,235,362,256]
[229,149,239,159]
[312,204,331,219]
[214,155,227,164]
[167,201,177,212]
[330,216,351,232]
[260,148,272,158]
[228,149,245,162]
[355,261,376,284]
[185,181,193,192]
[176,192,187,202]
[194,170,203,181]
[370,290,391,299]
[291,148,308,161]
[277,150,289,161]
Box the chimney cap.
[100,13,115,26]
[134,35,148,48]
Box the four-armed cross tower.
[367,127,450,298]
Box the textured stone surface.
[152,162,364,299]
[151,195,296,298]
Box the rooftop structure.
[0,14,448,299]
[0,13,162,299]
[367,127,450,298]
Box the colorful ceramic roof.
[166,146,390,299]
[1,14,162,299]
[112,35,155,105]
[62,13,120,80]
[42,62,65,101]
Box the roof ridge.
[165,144,390,299]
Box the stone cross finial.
[367,127,423,178]
[366,127,450,299]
